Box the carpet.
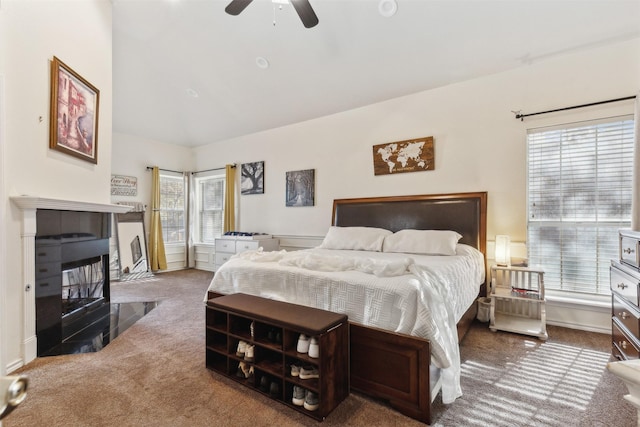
[5,269,635,426]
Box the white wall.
[110,131,193,217]
[0,1,112,371]
[111,131,194,271]
[192,38,639,243]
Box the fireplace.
[62,257,106,317]
[11,196,134,364]
[35,209,111,356]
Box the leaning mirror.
[115,211,149,277]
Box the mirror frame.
[115,211,150,276]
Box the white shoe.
[236,340,247,357]
[308,337,319,358]
[244,345,255,362]
[296,334,310,353]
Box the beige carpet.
[5,269,635,426]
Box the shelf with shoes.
[205,293,349,421]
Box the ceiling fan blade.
[225,0,253,16]
[291,0,319,28]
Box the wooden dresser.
[611,230,640,360]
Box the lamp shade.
[495,235,511,266]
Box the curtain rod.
[146,164,237,175]
[191,164,236,175]
[514,95,636,121]
[145,166,183,174]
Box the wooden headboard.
[331,192,487,257]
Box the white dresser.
[214,236,279,270]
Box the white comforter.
[205,244,485,403]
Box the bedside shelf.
[489,265,547,340]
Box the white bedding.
[205,243,485,403]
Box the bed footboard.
[349,323,432,424]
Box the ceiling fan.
[225,0,319,28]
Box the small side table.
[489,264,548,340]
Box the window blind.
[197,176,225,243]
[159,173,186,244]
[527,116,634,295]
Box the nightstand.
[489,264,548,340]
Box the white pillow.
[319,226,392,252]
[382,229,462,256]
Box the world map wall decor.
[372,136,434,176]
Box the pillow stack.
[319,226,463,255]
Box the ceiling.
[112,0,640,147]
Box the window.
[527,116,634,296]
[159,173,186,244]
[196,174,225,243]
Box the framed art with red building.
[49,56,100,164]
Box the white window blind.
[159,173,186,244]
[527,116,634,296]
[196,175,225,243]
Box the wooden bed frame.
[332,191,487,424]
[206,191,487,424]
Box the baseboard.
[5,358,24,374]
[547,319,610,334]
[546,297,611,335]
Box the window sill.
[545,290,610,310]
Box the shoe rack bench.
[205,293,349,421]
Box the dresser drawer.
[215,239,236,253]
[235,240,260,252]
[620,233,640,269]
[611,264,640,307]
[214,252,233,266]
[613,320,640,359]
[613,294,640,338]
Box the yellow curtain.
[223,164,236,233]
[149,166,167,271]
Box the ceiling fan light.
[378,0,397,17]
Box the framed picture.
[372,136,434,176]
[111,175,138,196]
[49,56,100,164]
[241,161,264,195]
[286,169,315,207]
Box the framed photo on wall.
[241,161,265,195]
[49,56,100,164]
[285,169,315,207]
[372,136,434,176]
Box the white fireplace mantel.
[11,196,132,214]
[10,196,131,365]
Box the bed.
[205,191,487,424]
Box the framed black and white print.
[285,169,315,207]
[241,161,264,195]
